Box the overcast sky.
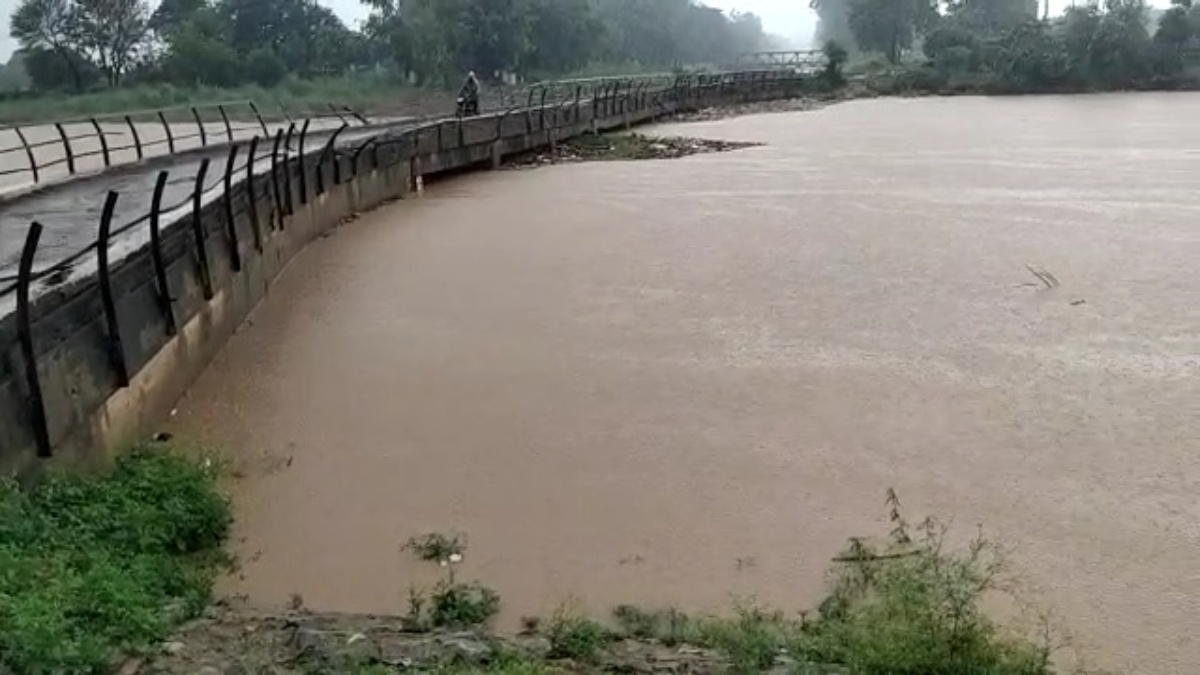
[0,0,1169,64]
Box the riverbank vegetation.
[0,446,231,674]
[1,0,774,122]
[0,443,1072,673]
[144,490,1065,674]
[817,0,1200,94]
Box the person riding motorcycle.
[458,71,480,116]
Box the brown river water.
[171,94,1200,674]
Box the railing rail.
[0,99,363,195]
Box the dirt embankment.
[131,604,776,675]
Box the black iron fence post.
[149,170,176,336]
[222,144,243,272]
[158,110,176,154]
[328,102,349,126]
[245,136,263,251]
[55,122,76,175]
[96,191,130,387]
[192,158,215,299]
[218,104,234,143]
[192,107,207,147]
[125,115,144,161]
[16,222,52,457]
[249,101,270,137]
[270,130,285,229]
[297,119,310,205]
[14,126,38,184]
[282,123,296,217]
[90,117,111,168]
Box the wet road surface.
[171,93,1200,674]
[0,118,376,281]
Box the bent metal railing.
[0,69,806,460]
[734,50,826,72]
[0,100,364,195]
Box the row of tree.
[7,0,773,93]
[813,0,1200,91]
[363,0,770,85]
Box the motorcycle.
[456,96,480,118]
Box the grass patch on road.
[0,445,232,674]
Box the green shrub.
[0,447,232,674]
[617,491,1057,674]
[546,607,614,663]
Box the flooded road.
[172,94,1200,674]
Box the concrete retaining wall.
[0,72,812,476]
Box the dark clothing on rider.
[460,74,480,104]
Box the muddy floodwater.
[171,94,1200,674]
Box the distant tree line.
[812,0,1200,92]
[5,0,772,93]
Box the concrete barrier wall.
[0,72,812,476]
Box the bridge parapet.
[0,69,815,475]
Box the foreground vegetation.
[0,446,1068,674]
[0,447,231,674]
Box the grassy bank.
[0,77,430,125]
[0,446,231,674]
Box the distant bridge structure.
[731,50,825,73]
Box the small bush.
[402,531,500,630]
[429,579,501,628]
[546,607,614,663]
[691,604,817,674]
[822,40,850,88]
[404,531,466,563]
[0,446,232,674]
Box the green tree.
[159,21,240,86]
[811,0,856,52]
[216,0,354,76]
[458,0,533,78]
[821,39,849,86]
[924,25,983,72]
[364,0,462,84]
[10,0,88,89]
[945,0,1039,35]
[148,0,206,35]
[847,0,936,63]
[0,52,32,91]
[1088,0,1153,86]
[524,0,599,76]
[73,0,151,86]
[994,21,1063,89]
[246,47,287,86]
